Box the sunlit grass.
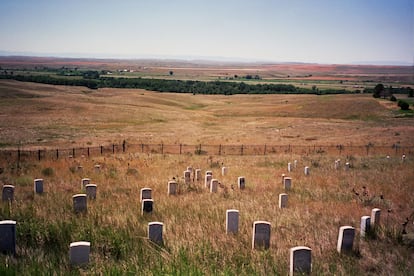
[0,152,412,274]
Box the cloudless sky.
[0,0,413,64]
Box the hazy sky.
[0,0,413,64]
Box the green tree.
[373,83,384,98]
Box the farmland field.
[0,64,413,275]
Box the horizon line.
[0,50,413,67]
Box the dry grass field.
[0,80,413,149]
[0,78,413,274]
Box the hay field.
[0,79,413,149]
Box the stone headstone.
[69,241,90,266]
[0,220,16,255]
[140,188,152,202]
[252,221,271,250]
[294,160,298,168]
[334,159,340,170]
[222,167,227,176]
[2,185,15,202]
[290,246,312,276]
[345,162,350,171]
[148,222,163,245]
[283,177,292,191]
[205,174,212,189]
[288,162,292,172]
[402,154,406,162]
[94,165,101,173]
[337,226,355,253]
[195,169,201,181]
[142,199,154,214]
[81,178,90,189]
[184,170,191,184]
[371,208,381,228]
[168,181,177,195]
[34,179,44,194]
[360,216,370,238]
[238,176,245,190]
[304,166,310,176]
[210,179,218,193]
[73,194,87,213]
[226,209,239,234]
[279,193,288,208]
[85,184,97,199]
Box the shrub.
[41,167,54,176]
[397,100,410,110]
[390,95,397,102]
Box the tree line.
[0,71,367,95]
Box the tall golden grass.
[0,152,413,274]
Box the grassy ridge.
[0,153,413,274]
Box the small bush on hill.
[398,100,410,110]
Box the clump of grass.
[14,176,32,187]
[41,167,54,177]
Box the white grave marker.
[73,194,87,213]
[288,162,292,172]
[140,188,152,202]
[195,169,201,181]
[284,177,292,191]
[252,221,271,250]
[304,166,310,176]
[2,185,15,201]
[34,179,44,194]
[360,216,370,238]
[238,176,245,189]
[94,165,101,173]
[168,181,177,195]
[0,220,16,255]
[337,226,355,253]
[69,241,90,266]
[184,170,191,184]
[148,222,163,245]
[222,167,227,176]
[205,174,212,189]
[85,184,97,199]
[142,199,154,214]
[279,193,288,208]
[210,179,218,193]
[371,208,381,228]
[226,209,239,234]
[289,246,312,276]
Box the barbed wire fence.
[0,141,412,166]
